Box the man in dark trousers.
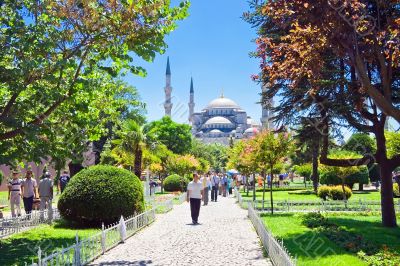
[211,172,220,202]
[187,173,203,225]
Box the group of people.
[186,172,236,225]
[7,168,71,219]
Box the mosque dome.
[209,129,223,134]
[204,116,234,126]
[244,127,259,134]
[206,95,240,110]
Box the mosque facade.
[163,57,273,145]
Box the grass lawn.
[0,220,99,266]
[241,189,382,202]
[261,213,400,266]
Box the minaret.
[164,57,173,117]
[261,83,274,129]
[188,77,195,124]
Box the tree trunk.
[312,144,319,192]
[160,175,164,194]
[252,173,256,202]
[359,183,364,191]
[262,171,266,211]
[380,160,397,227]
[68,162,83,177]
[375,126,397,227]
[270,168,274,215]
[134,146,143,178]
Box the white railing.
[0,196,8,206]
[248,203,296,266]
[175,192,187,204]
[0,208,60,239]
[154,199,174,213]
[30,208,156,266]
[236,192,400,213]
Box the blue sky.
[124,0,262,124]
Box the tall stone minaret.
[164,57,173,117]
[261,83,274,129]
[188,77,195,124]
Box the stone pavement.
[91,195,272,266]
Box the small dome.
[206,95,240,109]
[210,129,223,134]
[204,116,233,126]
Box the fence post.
[101,223,106,254]
[119,216,127,243]
[37,247,42,266]
[74,233,81,266]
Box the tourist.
[38,172,53,221]
[201,174,210,205]
[8,170,22,217]
[21,167,38,215]
[59,170,70,193]
[211,172,220,202]
[227,175,233,195]
[187,173,203,225]
[222,174,228,197]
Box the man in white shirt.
[210,173,220,202]
[187,173,203,224]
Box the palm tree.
[113,120,151,178]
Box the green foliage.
[317,185,352,200]
[145,116,192,154]
[58,165,144,226]
[0,171,3,185]
[394,183,400,197]
[368,163,381,183]
[358,249,400,266]
[320,165,369,188]
[301,212,330,228]
[343,133,376,155]
[163,174,188,192]
[386,131,400,159]
[293,164,312,180]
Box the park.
[1,1,400,266]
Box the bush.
[302,212,330,228]
[394,183,400,197]
[320,165,369,188]
[317,185,331,200]
[317,185,352,200]
[164,174,188,192]
[58,165,144,226]
[330,185,352,200]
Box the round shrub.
[317,185,331,200]
[317,185,352,200]
[164,174,188,192]
[58,165,144,226]
[330,185,352,200]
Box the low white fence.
[30,208,156,266]
[175,192,187,204]
[0,195,8,206]
[235,190,400,213]
[248,203,296,266]
[0,208,60,238]
[154,199,174,213]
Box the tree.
[145,116,192,155]
[246,0,400,227]
[166,154,200,178]
[148,144,173,193]
[252,130,293,213]
[113,120,153,178]
[0,0,189,160]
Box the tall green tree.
[0,0,189,162]
[145,116,192,155]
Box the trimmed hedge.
[320,166,369,188]
[58,165,144,226]
[164,174,188,192]
[317,185,352,200]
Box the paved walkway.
[91,195,271,266]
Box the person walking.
[201,175,210,206]
[187,173,203,225]
[227,175,233,195]
[59,170,70,193]
[21,168,38,216]
[211,173,220,202]
[8,170,22,217]
[39,172,54,222]
[222,174,227,197]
